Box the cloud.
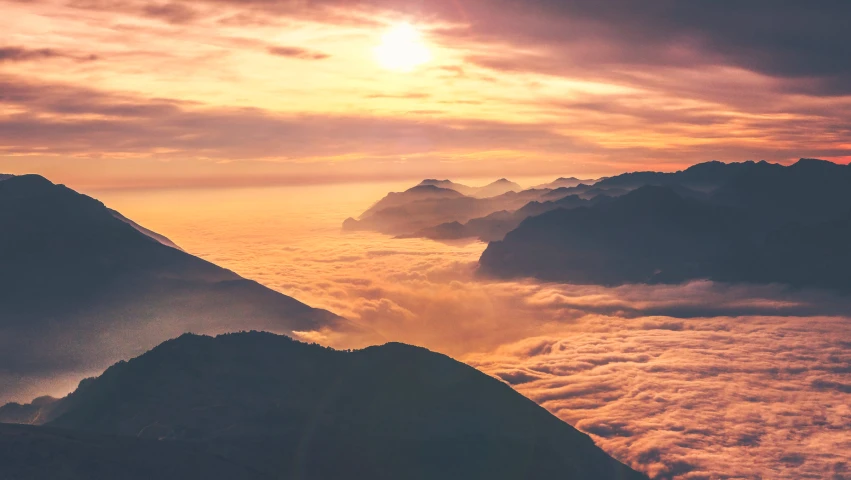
[468,315,851,479]
[267,46,330,60]
[134,202,849,480]
[0,75,600,163]
[141,2,199,23]
[0,46,96,63]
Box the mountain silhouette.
[0,174,355,404]
[479,173,851,289]
[418,179,478,196]
[349,160,851,289]
[474,178,523,197]
[479,186,751,284]
[109,208,183,250]
[710,158,851,227]
[410,194,605,242]
[2,332,647,480]
[533,177,602,190]
[344,184,546,236]
[0,423,266,480]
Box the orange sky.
[1,0,850,189]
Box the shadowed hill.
[0,423,268,480]
[0,174,355,404]
[2,332,647,480]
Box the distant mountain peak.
[792,158,836,168]
[405,184,460,194]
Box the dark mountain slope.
[479,186,753,285]
[710,158,851,227]
[595,160,779,190]
[0,174,352,403]
[5,332,647,480]
[479,182,851,289]
[534,177,598,190]
[0,423,267,480]
[109,208,183,250]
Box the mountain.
[1,332,646,480]
[594,160,776,190]
[0,396,58,425]
[540,184,629,201]
[418,179,478,196]
[418,178,524,198]
[479,181,851,289]
[344,184,548,236]
[710,158,851,227]
[109,209,183,250]
[534,177,598,190]
[474,178,523,197]
[479,186,751,285]
[0,423,266,480]
[409,194,605,242]
[0,174,354,404]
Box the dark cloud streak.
[267,46,330,60]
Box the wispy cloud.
[267,46,330,60]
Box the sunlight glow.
[373,23,432,72]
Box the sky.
[2,0,851,189]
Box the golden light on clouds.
[373,23,432,72]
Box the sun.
[373,23,432,72]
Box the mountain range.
[419,178,523,198]
[1,332,647,480]
[346,159,851,290]
[479,160,851,288]
[343,184,548,236]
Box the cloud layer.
[82,183,851,479]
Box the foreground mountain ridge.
[1,332,647,480]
